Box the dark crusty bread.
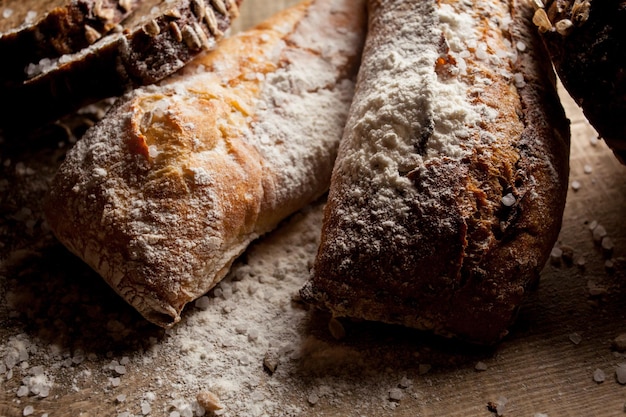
[0,0,140,87]
[533,0,626,164]
[300,0,570,345]
[0,0,241,130]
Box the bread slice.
[533,0,626,164]
[44,0,366,327]
[0,0,241,130]
[299,0,570,345]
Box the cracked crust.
[44,0,366,327]
[300,0,570,345]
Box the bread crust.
[300,0,570,344]
[534,0,626,163]
[0,0,242,130]
[44,0,366,327]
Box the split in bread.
[0,0,242,130]
[44,0,366,327]
[300,0,570,345]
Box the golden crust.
[45,0,366,327]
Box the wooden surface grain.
[1,1,626,416]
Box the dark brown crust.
[0,0,141,94]
[0,0,242,131]
[300,0,570,345]
[539,0,626,163]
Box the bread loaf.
[44,0,366,327]
[533,0,626,164]
[300,0,570,344]
[0,0,241,130]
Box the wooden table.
[1,1,626,416]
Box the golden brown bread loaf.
[44,0,366,327]
[0,0,242,130]
[533,0,626,164]
[300,0,570,344]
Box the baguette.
[0,0,241,130]
[44,0,366,327]
[533,0,626,164]
[300,0,570,344]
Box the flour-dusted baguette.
[533,0,626,164]
[44,0,366,327]
[300,0,570,344]
[0,0,241,130]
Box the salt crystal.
[110,377,121,387]
[601,237,614,257]
[534,413,549,417]
[570,180,581,191]
[194,296,211,310]
[17,385,29,397]
[587,280,607,297]
[248,328,259,342]
[5,349,20,369]
[23,405,34,416]
[116,394,127,403]
[501,193,516,207]
[114,365,127,375]
[388,387,404,402]
[612,334,626,352]
[588,220,598,231]
[307,393,319,405]
[593,368,606,383]
[513,73,526,88]
[263,351,279,375]
[399,377,412,388]
[583,164,593,174]
[515,41,526,51]
[24,10,37,24]
[569,333,582,345]
[616,364,626,384]
[560,245,574,264]
[141,401,151,415]
[495,397,508,416]
[592,225,607,243]
[120,356,130,366]
[549,247,562,265]
[475,361,488,371]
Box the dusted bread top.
[301,0,570,345]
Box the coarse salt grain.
[593,368,606,383]
[501,193,516,207]
[571,180,581,191]
[569,333,582,345]
[616,364,626,384]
